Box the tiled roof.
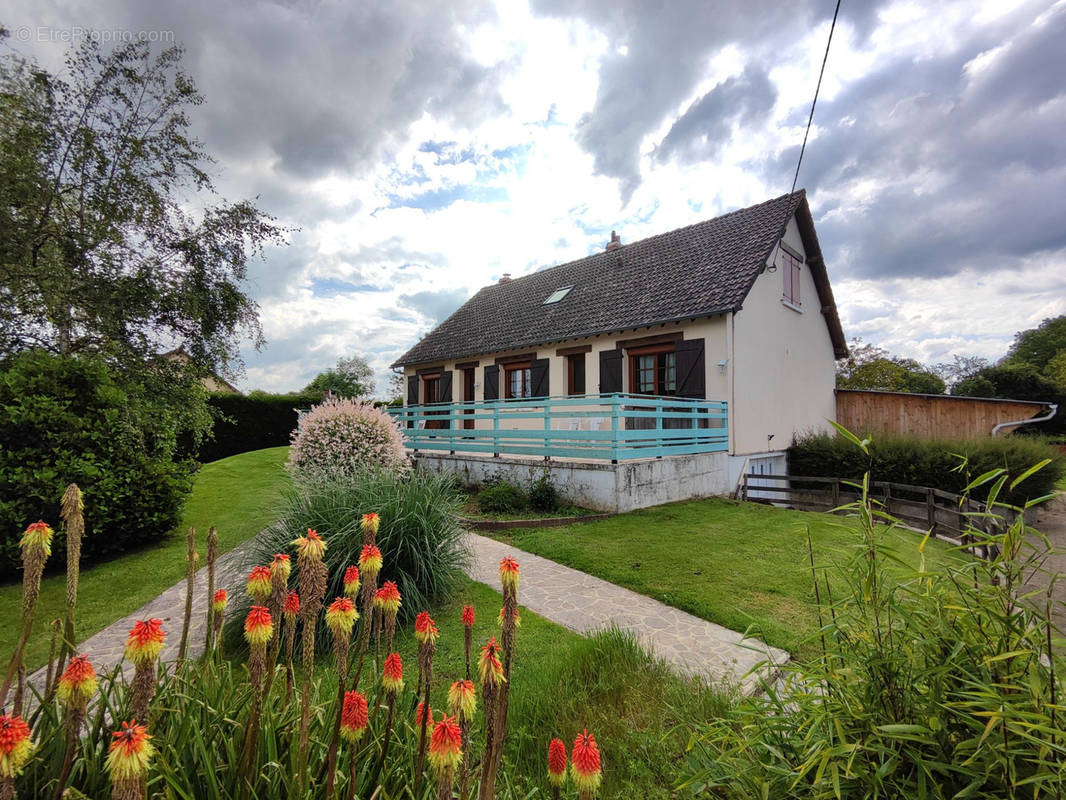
[393,190,845,366]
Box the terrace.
[388,392,728,462]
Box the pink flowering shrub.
[287,397,408,483]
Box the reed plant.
[681,425,1066,799]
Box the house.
[390,190,848,511]
[161,348,242,395]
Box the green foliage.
[0,351,200,578]
[244,470,468,628]
[837,339,945,394]
[1006,314,1066,372]
[477,480,528,514]
[788,431,1064,505]
[1045,350,1066,393]
[304,354,375,398]
[0,37,284,385]
[679,455,1066,799]
[953,362,1060,400]
[1,446,290,672]
[195,392,323,462]
[527,472,559,513]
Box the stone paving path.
[27,530,789,698]
[463,532,789,693]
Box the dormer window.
[543,286,573,305]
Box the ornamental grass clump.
[286,396,408,485]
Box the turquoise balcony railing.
[387,393,728,462]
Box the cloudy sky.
[8,0,1066,395]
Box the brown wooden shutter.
[483,365,500,401]
[571,355,586,394]
[599,349,622,393]
[407,375,419,404]
[676,338,706,398]
[439,370,453,402]
[530,359,549,397]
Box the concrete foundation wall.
[413,451,730,513]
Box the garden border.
[459,513,613,531]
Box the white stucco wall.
[729,215,837,455]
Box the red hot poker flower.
[497,607,521,628]
[447,679,476,721]
[0,713,33,779]
[415,701,434,729]
[461,605,475,627]
[571,729,602,795]
[124,619,165,665]
[382,652,404,694]
[547,737,568,787]
[343,565,361,598]
[478,637,505,687]
[212,589,228,613]
[57,654,98,709]
[414,611,440,645]
[340,691,369,742]
[427,715,463,776]
[243,606,273,647]
[358,544,383,579]
[106,720,154,781]
[325,596,359,639]
[270,553,291,582]
[361,512,380,537]
[499,556,520,593]
[246,565,272,603]
[20,520,54,556]
[284,590,300,619]
[292,528,327,561]
[377,580,401,617]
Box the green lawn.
[485,497,964,662]
[1,446,291,671]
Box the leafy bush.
[788,431,1064,505]
[194,391,323,462]
[243,469,467,628]
[681,445,1066,799]
[286,396,408,484]
[0,351,198,577]
[528,472,559,512]
[477,480,528,514]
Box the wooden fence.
[835,389,1052,440]
[739,473,1004,545]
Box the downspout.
[991,404,1058,437]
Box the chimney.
[498,273,512,284]
[605,230,621,252]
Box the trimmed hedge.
[788,432,1064,506]
[196,392,323,463]
[0,352,197,578]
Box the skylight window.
[543,286,573,305]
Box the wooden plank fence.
[739,473,1008,548]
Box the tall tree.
[304,354,375,398]
[1005,315,1066,373]
[0,34,284,385]
[836,339,945,394]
